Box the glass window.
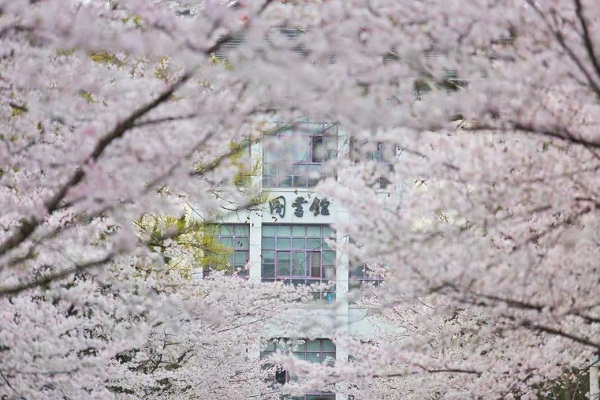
[261,225,336,302]
[261,338,336,399]
[277,225,292,236]
[262,264,275,278]
[204,224,250,278]
[262,122,338,188]
[292,226,305,237]
[307,226,321,237]
[351,140,395,189]
[349,262,385,290]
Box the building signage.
[268,195,331,218]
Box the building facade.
[194,121,387,399]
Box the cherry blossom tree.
[317,0,600,398]
[0,0,300,397]
[1,0,600,399]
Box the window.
[349,262,385,294]
[261,225,336,301]
[367,143,393,189]
[349,140,394,189]
[261,339,336,400]
[263,122,338,188]
[203,224,249,278]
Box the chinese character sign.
[269,196,286,218]
[268,195,331,218]
[291,196,308,217]
[309,197,330,216]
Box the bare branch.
[522,321,600,350]
[0,74,191,260]
[525,0,600,100]
[573,0,600,83]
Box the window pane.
[307,226,321,237]
[323,227,335,238]
[322,340,335,352]
[307,164,322,187]
[310,252,321,278]
[221,225,234,236]
[262,237,275,249]
[235,237,249,248]
[312,136,324,162]
[292,238,305,249]
[262,163,272,175]
[294,138,311,162]
[322,251,335,265]
[277,226,291,236]
[292,252,306,275]
[306,340,320,352]
[281,176,293,187]
[261,340,275,353]
[262,264,275,278]
[262,175,275,187]
[292,226,305,237]
[262,250,275,264]
[277,238,291,249]
[264,146,277,162]
[306,352,321,364]
[262,226,275,237]
[220,237,233,248]
[275,370,287,385]
[306,238,321,250]
[277,252,291,276]
[234,251,247,266]
[235,225,250,235]
[292,176,304,187]
[323,265,335,280]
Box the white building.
[193,120,391,400]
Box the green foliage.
[154,56,173,82]
[414,75,466,97]
[229,140,259,188]
[533,368,589,400]
[194,138,268,207]
[9,102,27,117]
[55,49,74,57]
[79,90,95,104]
[90,50,123,67]
[134,214,233,279]
[210,53,234,70]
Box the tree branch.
[573,0,600,84]
[0,74,191,260]
[465,121,600,149]
[0,253,113,297]
[521,321,600,350]
[525,0,600,100]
